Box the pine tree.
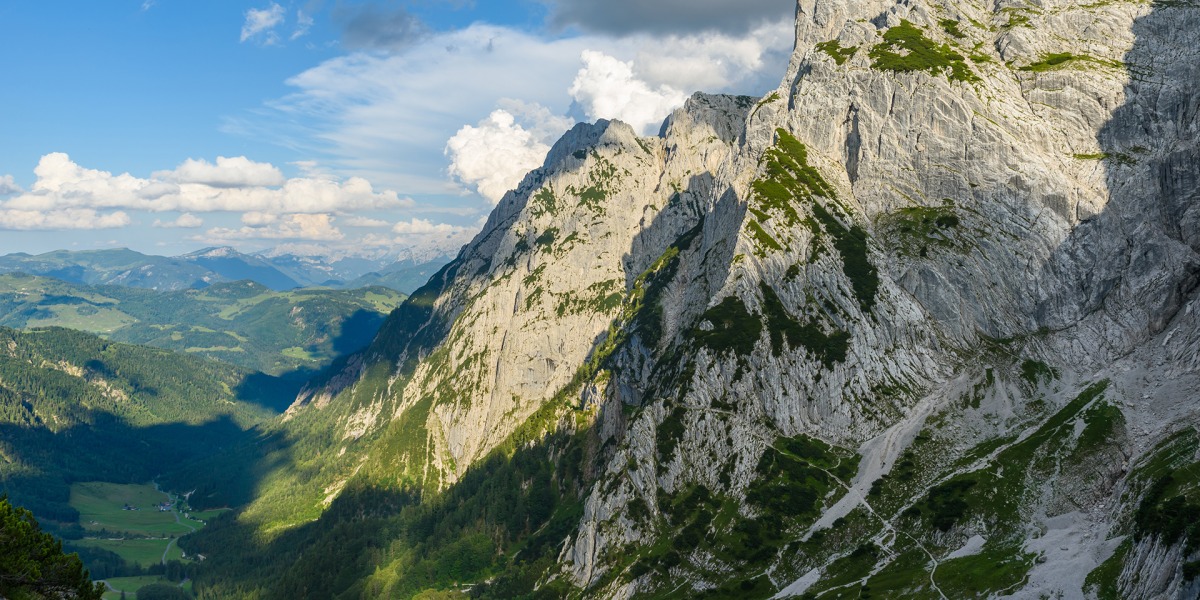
[0,496,105,600]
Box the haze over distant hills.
[0,246,451,294]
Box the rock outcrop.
[221,0,1200,597]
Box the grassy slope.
[0,273,406,377]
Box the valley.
[65,482,215,599]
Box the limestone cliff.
[236,0,1200,597]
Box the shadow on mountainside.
[1035,2,1200,354]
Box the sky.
[0,0,795,259]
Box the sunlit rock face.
[279,0,1200,597]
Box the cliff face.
[244,0,1200,597]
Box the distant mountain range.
[0,247,451,294]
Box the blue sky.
[0,0,793,258]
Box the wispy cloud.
[292,10,314,41]
[241,3,286,44]
[232,20,790,204]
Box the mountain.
[0,273,407,377]
[339,258,451,294]
[0,326,284,525]
[179,247,302,291]
[0,247,449,294]
[0,248,219,291]
[259,250,455,292]
[131,0,1200,598]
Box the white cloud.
[292,10,314,41]
[241,211,279,226]
[4,153,410,215]
[0,175,21,196]
[153,213,203,228]
[634,21,794,93]
[391,217,469,235]
[203,213,344,241]
[446,110,558,204]
[343,216,390,227]
[0,208,130,231]
[155,156,285,188]
[241,3,286,44]
[234,25,599,196]
[233,21,789,204]
[569,50,689,135]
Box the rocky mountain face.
[191,0,1200,598]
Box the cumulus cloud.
[0,175,21,196]
[241,211,279,226]
[569,51,689,134]
[634,21,794,93]
[203,213,344,241]
[391,217,469,235]
[153,213,204,228]
[4,153,409,215]
[0,208,130,231]
[446,110,559,204]
[154,156,285,188]
[233,25,598,195]
[542,0,793,36]
[229,21,789,201]
[241,3,286,44]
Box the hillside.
[0,326,285,526]
[147,0,1200,598]
[0,247,451,294]
[0,273,406,377]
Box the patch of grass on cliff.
[747,129,879,312]
[692,295,763,357]
[759,282,849,367]
[1020,359,1059,386]
[882,202,963,256]
[1021,52,1123,73]
[1084,539,1131,600]
[816,39,859,65]
[939,18,966,39]
[811,202,879,312]
[747,220,784,256]
[870,20,978,83]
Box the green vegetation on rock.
[1020,52,1123,73]
[749,129,879,312]
[816,39,859,65]
[870,20,978,83]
